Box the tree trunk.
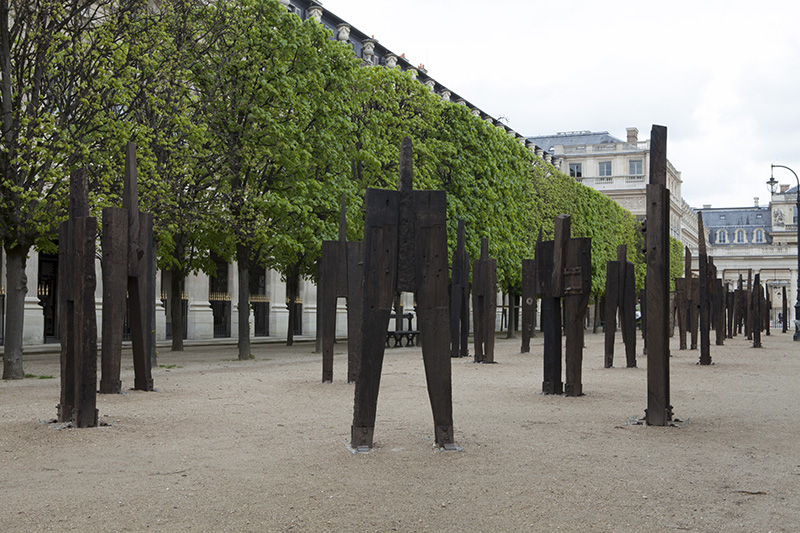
[3,244,28,379]
[236,243,251,360]
[170,263,185,351]
[286,263,300,346]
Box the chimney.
[703,204,711,209]
[626,127,639,144]
[781,184,790,193]
[754,197,759,207]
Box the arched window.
[754,229,765,243]
[735,229,746,243]
[717,230,728,244]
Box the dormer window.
[717,230,728,244]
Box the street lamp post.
[767,164,800,340]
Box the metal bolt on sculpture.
[320,194,363,383]
[473,237,497,363]
[57,169,99,427]
[350,138,458,451]
[100,143,155,393]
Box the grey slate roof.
[698,206,772,245]
[525,131,624,153]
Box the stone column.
[185,271,213,340]
[23,252,44,345]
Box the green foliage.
[0,0,148,252]
[529,167,646,296]
[193,0,359,283]
[1,0,682,327]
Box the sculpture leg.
[320,241,338,383]
[130,212,154,391]
[483,260,497,363]
[415,216,455,447]
[346,241,363,384]
[542,296,563,394]
[603,261,619,368]
[351,204,397,449]
[58,221,74,423]
[72,217,99,428]
[100,207,126,394]
[623,266,637,368]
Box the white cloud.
[326,0,800,207]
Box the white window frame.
[569,163,582,178]
[717,230,728,244]
[734,229,746,244]
[598,161,612,177]
[629,159,643,176]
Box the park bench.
[386,312,418,347]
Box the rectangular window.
[598,161,612,177]
[569,163,582,178]
[629,159,643,175]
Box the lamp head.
[767,169,778,194]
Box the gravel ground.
[1,329,798,532]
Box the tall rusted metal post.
[645,125,672,426]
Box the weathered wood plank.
[645,124,672,426]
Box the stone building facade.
[699,187,800,326]
[527,127,701,250]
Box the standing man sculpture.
[350,138,457,451]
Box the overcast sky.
[325,0,800,209]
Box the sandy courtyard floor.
[1,329,799,532]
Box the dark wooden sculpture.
[521,229,542,354]
[644,125,672,426]
[782,286,788,333]
[473,238,497,363]
[604,244,636,368]
[734,274,745,336]
[100,143,154,393]
[712,275,725,346]
[697,212,712,365]
[350,138,456,451]
[450,220,470,358]
[58,169,99,427]
[752,274,763,348]
[537,215,591,396]
[745,269,753,340]
[320,195,363,383]
[726,282,734,338]
[675,277,688,349]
